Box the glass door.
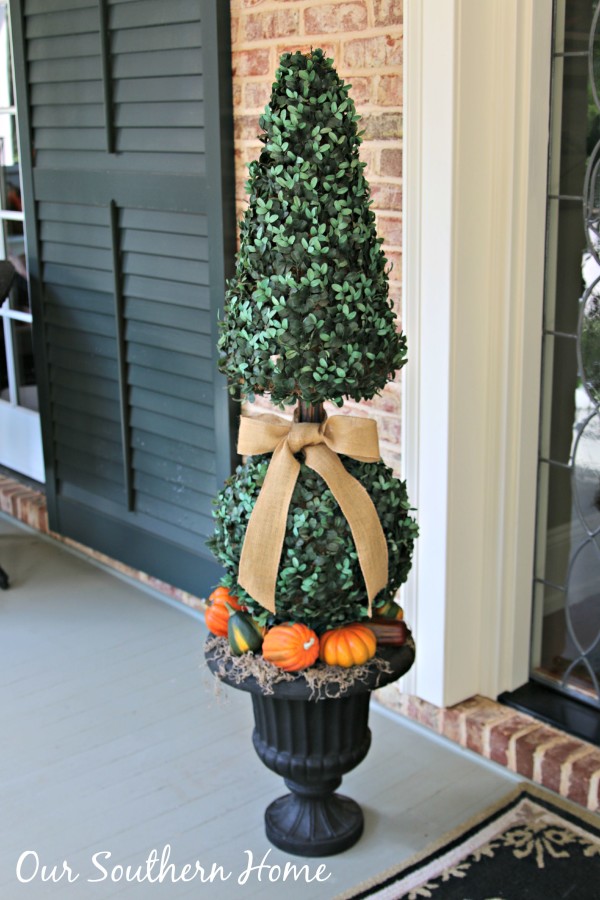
[532,0,600,707]
[0,0,44,482]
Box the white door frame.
[401,0,553,707]
[0,3,44,484]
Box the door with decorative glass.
[0,0,44,482]
[532,0,600,710]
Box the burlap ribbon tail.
[237,412,389,615]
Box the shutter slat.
[33,104,104,128]
[35,128,106,151]
[26,0,96,15]
[133,471,212,517]
[55,406,122,442]
[57,444,124,485]
[129,386,212,427]
[41,220,111,249]
[108,0,201,31]
[115,128,204,154]
[46,324,116,358]
[115,101,204,129]
[28,57,101,83]
[111,21,202,54]
[113,76,203,104]
[48,345,117,379]
[135,491,212,537]
[129,506,208,554]
[125,298,209,332]
[119,208,207,236]
[58,425,123,463]
[44,286,113,315]
[123,274,210,308]
[31,81,104,105]
[39,202,108,225]
[35,173,207,213]
[28,32,99,61]
[125,322,211,356]
[52,366,118,400]
[129,408,214,450]
[60,482,209,552]
[132,449,216,494]
[127,343,212,380]
[43,242,112,271]
[42,264,114,293]
[129,365,211,402]
[128,365,213,406]
[112,49,201,80]
[25,8,100,39]
[52,385,121,421]
[35,150,204,174]
[121,229,207,261]
[131,429,215,474]
[58,467,126,504]
[122,252,208,285]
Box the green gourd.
[226,603,264,656]
[375,598,404,620]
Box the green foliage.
[208,455,418,632]
[210,49,417,631]
[218,48,406,407]
[581,304,600,403]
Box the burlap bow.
[237,412,389,615]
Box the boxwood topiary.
[218,47,406,408]
[210,48,417,632]
[208,455,418,632]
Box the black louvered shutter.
[11,0,236,595]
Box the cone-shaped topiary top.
[218,48,407,407]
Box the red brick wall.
[230,0,403,473]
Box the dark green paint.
[10,0,236,598]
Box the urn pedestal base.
[206,639,415,857]
[266,780,363,856]
[251,687,372,856]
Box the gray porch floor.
[0,514,519,900]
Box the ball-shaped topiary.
[218,48,406,408]
[208,455,418,632]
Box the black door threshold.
[498,681,600,747]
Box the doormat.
[335,784,600,900]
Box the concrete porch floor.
[0,514,520,900]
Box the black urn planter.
[205,639,415,857]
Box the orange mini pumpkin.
[208,585,238,606]
[262,623,320,672]
[204,586,242,637]
[319,623,377,667]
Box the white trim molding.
[0,400,45,484]
[401,0,553,706]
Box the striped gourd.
[226,604,264,655]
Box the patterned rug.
[336,785,600,900]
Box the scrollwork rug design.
[336,785,600,900]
